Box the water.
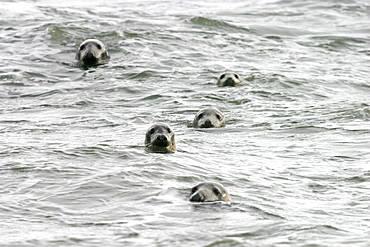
[1,0,369,246]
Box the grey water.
[1,0,369,246]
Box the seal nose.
[225,78,235,86]
[204,119,213,128]
[85,52,95,59]
[82,51,98,65]
[189,192,204,202]
[156,135,167,142]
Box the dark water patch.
[204,239,243,247]
[264,35,283,41]
[298,35,368,51]
[227,98,252,105]
[308,182,338,193]
[18,89,64,98]
[325,103,370,121]
[1,162,36,172]
[133,94,172,103]
[0,75,27,84]
[345,174,370,183]
[125,70,163,80]
[188,16,250,33]
[0,119,30,125]
[47,25,76,43]
[326,155,362,162]
[250,24,311,37]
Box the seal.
[189,182,231,202]
[145,123,176,152]
[217,72,242,86]
[76,39,110,66]
[193,108,225,128]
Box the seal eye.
[166,128,171,133]
[216,114,222,121]
[96,44,102,50]
[80,45,85,51]
[150,128,155,134]
[197,113,203,119]
[219,74,226,80]
[212,188,221,196]
[234,74,239,79]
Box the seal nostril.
[204,119,212,127]
[189,192,203,202]
[157,135,167,141]
[226,78,234,85]
[86,52,94,59]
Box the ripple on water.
[0,0,370,247]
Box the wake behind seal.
[76,39,110,67]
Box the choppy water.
[1,0,370,246]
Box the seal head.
[193,108,225,128]
[145,123,176,152]
[189,182,231,202]
[76,39,110,66]
[217,73,242,87]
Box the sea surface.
[0,0,369,246]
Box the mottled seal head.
[193,108,225,128]
[145,123,176,152]
[189,182,231,202]
[76,39,110,66]
[217,72,242,87]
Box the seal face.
[76,39,110,66]
[145,123,176,152]
[189,182,231,202]
[217,73,242,87]
[193,108,225,128]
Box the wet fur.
[145,123,176,152]
[189,182,231,202]
[193,108,225,128]
[76,39,110,66]
[217,73,242,86]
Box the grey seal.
[193,108,225,128]
[145,123,176,152]
[76,39,110,66]
[217,72,242,86]
[189,182,231,202]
